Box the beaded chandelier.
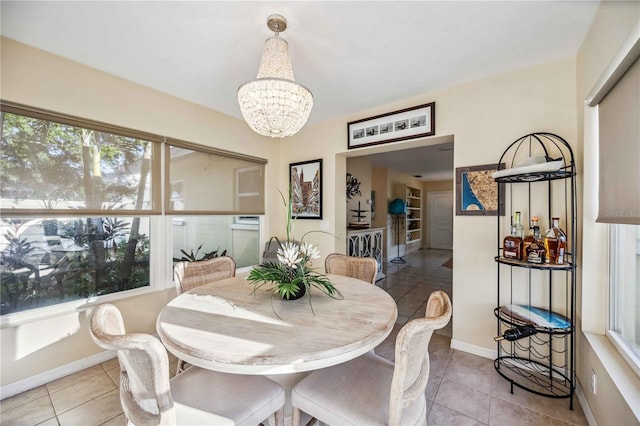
[237,15,313,138]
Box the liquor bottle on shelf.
[494,325,537,341]
[503,212,524,260]
[512,211,524,239]
[522,216,537,255]
[524,216,547,263]
[544,217,567,264]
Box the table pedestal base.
[267,372,313,426]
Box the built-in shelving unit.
[395,184,422,254]
[494,132,577,410]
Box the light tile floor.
[0,248,587,426]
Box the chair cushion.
[171,365,284,426]
[174,404,235,426]
[292,352,426,426]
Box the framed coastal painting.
[347,102,435,149]
[456,163,505,216]
[290,159,322,219]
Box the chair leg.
[274,406,285,426]
[175,359,185,375]
[291,406,301,426]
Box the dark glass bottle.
[522,216,538,255]
[526,218,546,264]
[494,325,537,341]
[503,212,524,260]
[544,217,567,264]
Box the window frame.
[607,223,640,376]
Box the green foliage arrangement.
[172,245,228,263]
[247,189,343,309]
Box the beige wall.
[371,168,388,232]
[0,38,280,387]
[576,2,640,424]
[423,180,454,193]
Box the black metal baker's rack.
[493,132,577,409]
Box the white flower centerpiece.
[247,189,343,307]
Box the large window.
[0,217,151,315]
[0,104,265,317]
[609,224,640,371]
[166,141,265,269]
[587,26,640,372]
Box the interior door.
[427,190,453,249]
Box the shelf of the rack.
[407,238,421,244]
[407,207,420,210]
[407,195,421,199]
[494,169,575,184]
[408,229,421,233]
[407,218,421,221]
[495,256,572,271]
[494,307,573,335]
[494,357,574,399]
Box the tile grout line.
[44,382,58,425]
[49,374,119,422]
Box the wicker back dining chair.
[173,256,236,374]
[324,253,377,284]
[173,256,236,295]
[291,290,452,426]
[90,303,285,426]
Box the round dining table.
[156,273,398,375]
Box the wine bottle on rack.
[494,325,537,341]
[544,217,567,264]
[522,216,538,255]
[526,218,546,264]
[503,211,524,260]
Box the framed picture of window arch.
[290,159,322,219]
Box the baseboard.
[450,338,497,360]
[575,381,598,426]
[0,350,115,400]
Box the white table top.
[156,273,398,374]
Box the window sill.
[0,285,164,330]
[583,331,640,422]
[230,223,259,231]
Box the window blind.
[165,139,266,215]
[588,27,640,225]
[0,102,161,216]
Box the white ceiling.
[0,1,599,180]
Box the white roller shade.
[588,23,640,225]
[597,57,640,224]
[165,140,266,215]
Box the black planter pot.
[281,285,306,300]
